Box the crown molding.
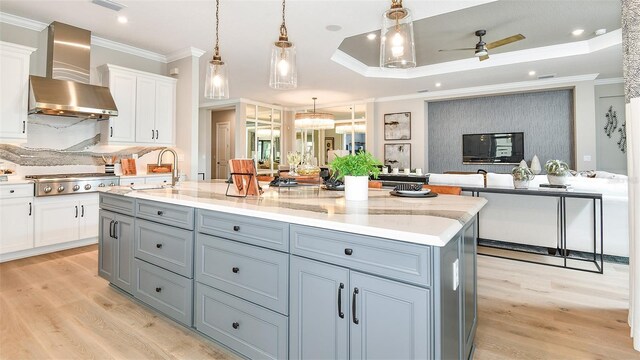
[594,77,624,85]
[166,47,206,62]
[375,74,600,103]
[0,12,47,31]
[91,36,167,63]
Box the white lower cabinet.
[0,193,34,254]
[35,193,99,247]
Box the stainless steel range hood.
[28,22,118,120]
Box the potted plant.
[511,165,535,189]
[329,151,382,201]
[544,159,570,185]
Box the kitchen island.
[98,181,486,360]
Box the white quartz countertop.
[103,181,487,247]
[119,173,172,178]
[0,179,34,185]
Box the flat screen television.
[462,132,524,164]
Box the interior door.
[215,121,230,179]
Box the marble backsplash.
[0,115,167,177]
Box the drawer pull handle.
[338,283,344,319]
[155,287,162,293]
[232,322,240,329]
[157,211,163,216]
[113,221,119,239]
[233,225,240,232]
[156,243,163,249]
[344,248,353,256]
[29,202,32,216]
[232,267,239,273]
[9,190,14,193]
[109,220,115,238]
[352,287,359,324]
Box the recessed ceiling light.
[571,29,584,36]
[435,82,441,87]
[595,28,607,36]
[528,71,536,76]
[325,25,342,32]
[117,15,128,24]
[367,33,377,40]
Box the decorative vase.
[513,179,530,189]
[519,159,528,168]
[547,174,568,185]
[344,176,369,201]
[531,155,542,175]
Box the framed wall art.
[384,112,411,140]
[325,137,334,164]
[384,143,411,169]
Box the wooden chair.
[368,181,383,189]
[422,184,462,195]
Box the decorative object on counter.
[147,163,172,174]
[0,162,15,175]
[380,0,416,69]
[530,155,542,174]
[121,159,137,175]
[102,155,117,174]
[544,159,571,185]
[204,0,229,100]
[329,151,382,201]
[384,112,411,140]
[294,97,335,130]
[519,159,528,168]
[269,0,297,89]
[511,165,535,189]
[227,159,262,197]
[384,143,411,169]
[286,151,301,176]
[296,152,320,176]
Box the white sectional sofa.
[429,172,629,257]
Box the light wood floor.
[0,245,636,359]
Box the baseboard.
[0,237,98,263]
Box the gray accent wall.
[427,90,574,174]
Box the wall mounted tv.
[462,132,524,164]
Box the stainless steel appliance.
[25,173,120,197]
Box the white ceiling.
[0,0,624,107]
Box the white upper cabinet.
[99,64,176,146]
[0,42,35,140]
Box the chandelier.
[380,0,416,69]
[335,123,366,134]
[295,98,335,130]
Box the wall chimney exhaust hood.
[28,22,118,120]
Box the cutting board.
[121,159,137,175]
[228,159,262,196]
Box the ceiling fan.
[439,30,525,61]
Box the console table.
[461,186,604,274]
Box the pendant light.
[295,98,335,130]
[204,0,229,99]
[269,0,297,89]
[380,0,416,69]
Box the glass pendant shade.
[269,43,297,89]
[380,1,416,69]
[204,59,229,99]
[335,123,366,134]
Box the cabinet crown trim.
[98,64,177,83]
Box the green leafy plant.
[511,166,535,181]
[329,151,382,180]
[544,159,570,176]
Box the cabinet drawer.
[134,259,193,326]
[136,199,194,230]
[0,184,33,199]
[291,225,432,287]
[195,283,288,360]
[195,234,288,315]
[120,177,145,186]
[99,193,135,216]
[135,219,193,278]
[145,176,171,184]
[197,209,289,252]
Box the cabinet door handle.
[157,210,163,216]
[110,126,113,137]
[338,283,345,319]
[75,205,78,218]
[109,220,115,238]
[352,287,359,324]
[156,243,163,249]
[28,202,32,216]
[233,225,240,232]
[9,190,14,193]
[113,221,119,239]
[344,248,353,256]
[156,130,159,140]
[81,205,85,217]
[152,129,155,139]
[232,322,239,329]
[22,121,26,133]
[155,287,162,293]
[232,267,239,273]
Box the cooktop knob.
[84,184,92,190]
[57,185,65,192]
[43,186,52,193]
[98,183,106,187]
[73,185,80,191]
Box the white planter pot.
[344,175,369,201]
[547,174,568,185]
[513,179,530,189]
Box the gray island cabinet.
[98,184,483,360]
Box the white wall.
[595,83,627,174]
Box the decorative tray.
[390,190,438,198]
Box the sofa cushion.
[428,173,484,187]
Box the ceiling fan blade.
[479,54,490,61]
[486,34,525,49]
[438,48,476,52]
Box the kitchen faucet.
[157,148,179,186]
